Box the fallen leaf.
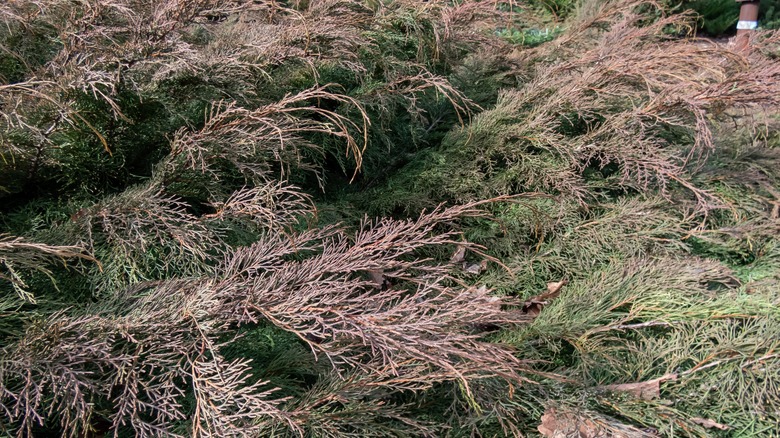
[463,259,488,275]
[599,373,678,400]
[463,262,481,274]
[522,279,567,317]
[366,269,392,290]
[538,409,604,438]
[546,280,566,295]
[538,408,649,438]
[523,303,543,317]
[367,269,384,287]
[691,417,730,430]
[538,409,574,438]
[450,245,467,263]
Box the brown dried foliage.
[168,86,370,182]
[0,235,94,303]
[0,201,531,437]
[500,1,780,212]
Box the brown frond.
[0,235,95,303]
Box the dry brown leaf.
[538,408,650,438]
[366,269,392,290]
[599,373,678,400]
[367,269,384,287]
[691,417,730,430]
[522,279,567,317]
[451,245,488,275]
[538,408,609,438]
[463,259,488,275]
[546,280,566,295]
[450,245,467,263]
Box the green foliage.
[497,26,564,47]
[521,0,577,21]
[2,0,780,436]
[682,0,739,35]
[674,0,780,34]
[762,1,780,29]
[0,22,59,84]
[498,256,780,435]
[325,1,780,434]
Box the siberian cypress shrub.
[2,0,780,437]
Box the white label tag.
[737,20,759,30]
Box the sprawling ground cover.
[1,0,779,436]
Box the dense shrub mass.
[1,0,779,436]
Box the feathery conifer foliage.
[1,0,780,436]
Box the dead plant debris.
[522,280,567,317]
[538,408,635,438]
[691,417,731,430]
[597,374,678,400]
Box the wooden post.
[735,0,760,52]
